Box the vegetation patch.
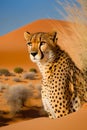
[14,67,24,74]
[0,69,11,76]
[23,72,36,80]
[29,68,37,73]
[5,84,33,114]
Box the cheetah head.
[24,31,58,63]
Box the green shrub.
[29,68,37,73]
[0,69,11,76]
[14,67,23,74]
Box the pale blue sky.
[0,0,79,36]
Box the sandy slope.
[0,19,86,69]
[0,19,63,69]
[0,19,87,129]
[0,108,87,130]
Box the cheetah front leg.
[42,97,57,119]
[48,112,54,119]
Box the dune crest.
[0,19,86,69]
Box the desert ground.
[0,19,87,129]
[0,108,87,130]
[0,68,48,127]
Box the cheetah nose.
[31,52,38,57]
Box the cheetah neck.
[37,47,64,77]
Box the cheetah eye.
[27,42,32,46]
[40,41,46,46]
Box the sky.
[0,0,81,36]
[0,0,67,36]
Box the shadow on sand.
[0,106,48,127]
[0,111,14,127]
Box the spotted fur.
[24,31,87,118]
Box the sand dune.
[0,108,87,130]
[0,19,87,129]
[0,19,63,69]
[0,19,86,69]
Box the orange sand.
[0,108,87,130]
[0,19,87,129]
[0,19,86,69]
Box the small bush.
[14,67,23,74]
[6,84,33,114]
[29,68,37,73]
[12,77,21,82]
[0,83,8,92]
[0,69,11,76]
[23,72,36,80]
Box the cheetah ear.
[24,31,31,41]
[49,31,58,44]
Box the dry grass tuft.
[23,72,36,80]
[5,84,33,114]
[55,0,87,70]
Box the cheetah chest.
[41,64,70,118]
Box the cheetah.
[24,31,87,119]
